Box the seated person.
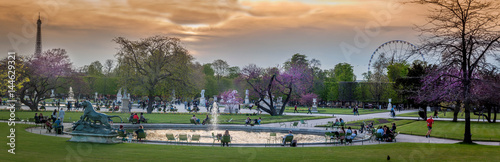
[245,117,252,125]
[202,115,210,125]
[340,118,345,124]
[191,115,200,124]
[391,123,397,132]
[334,119,340,126]
[118,125,127,141]
[54,118,64,133]
[257,117,262,125]
[139,113,147,123]
[352,130,358,139]
[45,120,53,132]
[108,117,113,124]
[345,127,353,143]
[221,129,230,147]
[377,126,384,138]
[39,113,47,123]
[282,130,293,146]
[170,105,176,111]
[128,113,134,122]
[382,127,390,139]
[134,125,145,141]
[338,127,346,143]
[133,113,140,123]
[34,113,40,123]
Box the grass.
[315,118,415,130]
[1,123,499,161]
[398,120,500,141]
[397,111,499,120]
[283,106,389,115]
[0,110,328,125]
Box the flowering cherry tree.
[219,90,242,114]
[240,64,312,116]
[20,48,73,111]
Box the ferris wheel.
[368,40,425,72]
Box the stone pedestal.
[387,98,392,110]
[200,98,206,107]
[68,133,121,143]
[121,98,130,113]
[311,98,318,112]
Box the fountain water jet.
[210,102,219,134]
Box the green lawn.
[1,123,499,161]
[397,111,499,120]
[315,118,415,130]
[398,120,500,141]
[283,107,389,115]
[0,110,328,125]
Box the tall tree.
[211,59,229,82]
[240,64,311,116]
[0,55,29,97]
[19,49,73,111]
[410,0,500,143]
[114,35,194,113]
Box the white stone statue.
[200,89,206,106]
[116,88,122,102]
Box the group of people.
[129,113,147,123]
[330,126,358,144]
[375,123,397,142]
[245,117,262,126]
[34,108,65,134]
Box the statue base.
[311,106,318,113]
[68,132,121,144]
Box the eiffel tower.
[35,13,42,55]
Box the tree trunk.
[453,101,461,122]
[147,95,154,114]
[463,101,472,143]
[493,106,497,123]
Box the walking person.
[58,108,65,124]
[426,116,434,138]
[307,106,312,114]
[294,105,298,113]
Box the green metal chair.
[137,132,146,141]
[375,133,383,141]
[345,132,353,144]
[166,133,177,144]
[290,122,299,128]
[300,120,308,127]
[118,131,127,141]
[221,135,231,147]
[212,132,219,146]
[191,134,201,145]
[325,132,336,143]
[178,134,188,144]
[283,135,294,146]
[132,119,139,124]
[267,132,277,144]
[190,119,198,125]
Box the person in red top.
[133,113,140,123]
[426,115,434,138]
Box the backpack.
[291,140,297,147]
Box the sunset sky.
[0,0,430,78]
